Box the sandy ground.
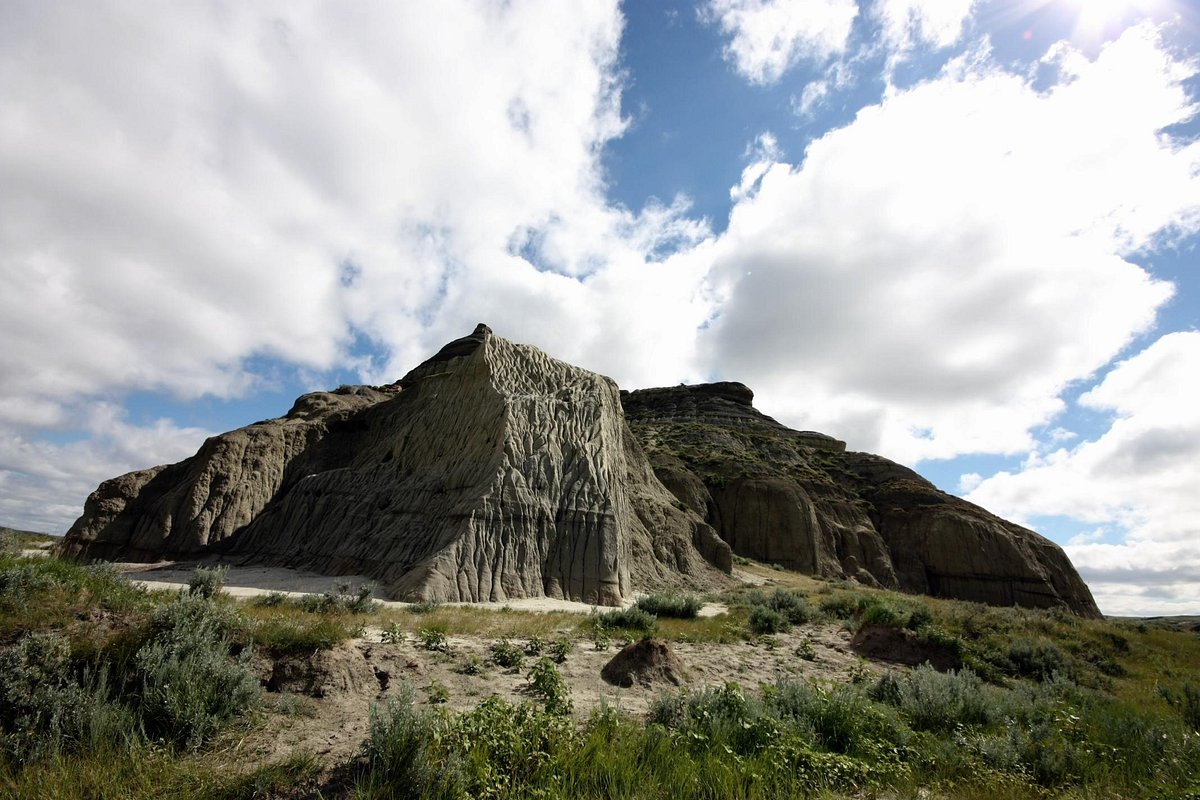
[115,559,736,616]
[111,559,872,769]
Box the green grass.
[5,552,1200,799]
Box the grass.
[5,551,1200,799]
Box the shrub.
[417,627,450,653]
[253,591,288,607]
[905,607,934,630]
[406,600,441,614]
[490,638,525,669]
[748,605,789,635]
[1006,637,1071,682]
[358,688,459,800]
[133,594,258,749]
[299,581,378,614]
[634,593,703,619]
[1160,682,1200,730]
[592,606,656,633]
[0,633,87,763]
[526,657,573,716]
[524,635,545,656]
[0,563,58,610]
[186,565,228,599]
[767,589,813,624]
[871,665,995,732]
[860,601,903,628]
[549,637,573,663]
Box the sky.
[1,0,1197,616]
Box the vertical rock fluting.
[623,383,1101,617]
[62,326,732,604]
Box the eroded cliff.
[622,383,1101,617]
[62,326,732,604]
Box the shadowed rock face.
[622,384,1101,618]
[62,326,732,605]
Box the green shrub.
[526,657,573,716]
[1160,682,1200,730]
[357,687,460,800]
[592,606,656,633]
[0,563,58,611]
[748,605,789,634]
[766,589,813,624]
[1006,637,1071,681]
[524,635,545,656]
[548,637,573,663]
[186,565,228,599]
[417,627,450,653]
[253,591,288,607]
[0,633,139,765]
[634,593,703,619]
[905,607,934,630]
[133,595,258,749]
[490,638,524,669]
[870,665,995,732]
[860,601,903,628]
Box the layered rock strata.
[622,384,1101,617]
[62,325,732,604]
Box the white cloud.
[698,24,1198,464]
[874,0,978,55]
[0,405,211,534]
[966,332,1200,615]
[0,1,726,530]
[793,79,832,117]
[702,0,859,85]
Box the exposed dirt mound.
[601,638,686,688]
[265,642,384,698]
[849,623,961,671]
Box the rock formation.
[62,325,733,605]
[622,383,1101,618]
[62,326,1100,617]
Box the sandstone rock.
[63,326,732,605]
[600,638,685,688]
[623,384,1101,618]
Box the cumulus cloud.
[966,332,1200,615]
[702,0,859,84]
[0,405,211,534]
[0,1,723,530]
[698,24,1198,464]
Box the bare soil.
[115,561,880,770]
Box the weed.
[526,657,573,715]
[417,627,449,653]
[592,606,657,634]
[457,657,485,676]
[634,593,703,619]
[490,638,524,669]
[133,594,259,749]
[406,600,441,614]
[427,681,450,705]
[524,635,545,656]
[185,565,228,599]
[380,623,406,645]
[748,605,789,634]
[549,637,573,663]
[794,638,817,661]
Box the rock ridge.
[623,384,1101,617]
[62,327,732,605]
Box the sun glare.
[1068,0,1163,41]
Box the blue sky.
[1,0,1197,615]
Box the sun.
[1066,0,1162,40]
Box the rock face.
[622,384,1101,618]
[62,325,733,605]
[62,326,1100,617]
